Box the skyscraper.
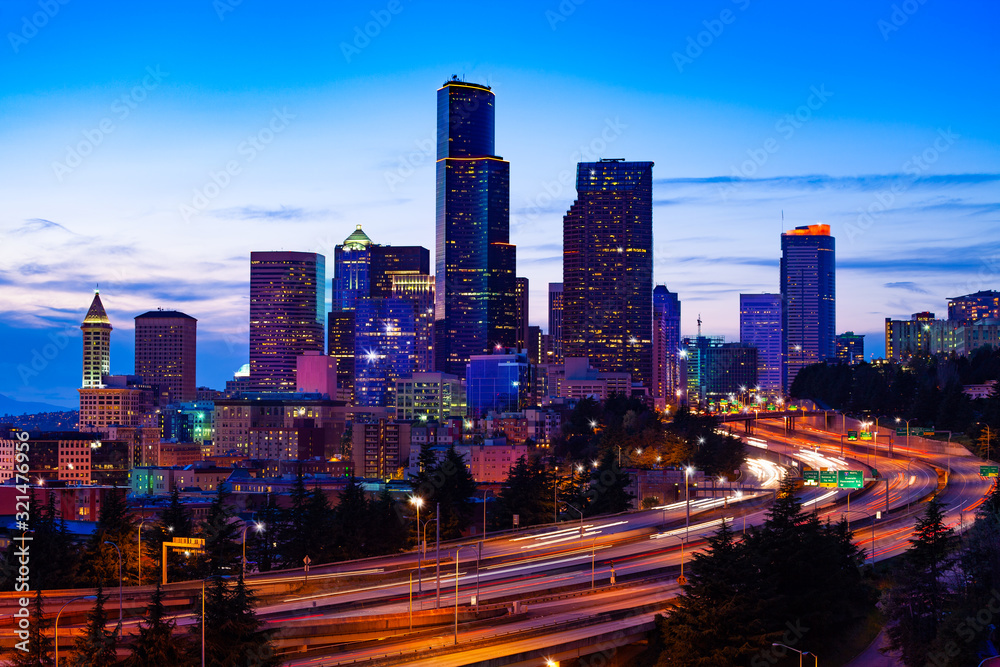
[515,277,529,351]
[250,251,325,392]
[653,285,682,408]
[740,293,782,394]
[328,225,431,406]
[836,332,865,365]
[434,77,516,378]
[134,310,197,404]
[548,282,564,362]
[563,159,654,390]
[780,224,836,391]
[81,290,112,388]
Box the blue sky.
[1,0,998,408]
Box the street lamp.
[55,595,97,666]
[841,509,877,563]
[103,540,123,631]
[772,643,817,666]
[242,521,265,579]
[685,466,695,542]
[561,502,584,537]
[896,417,914,455]
[137,518,149,586]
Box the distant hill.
[0,393,75,416]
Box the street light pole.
[55,595,96,666]
[410,496,424,593]
[137,518,148,586]
[453,544,481,645]
[103,540,123,631]
[242,521,264,579]
[436,502,441,608]
[685,466,695,542]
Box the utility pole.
[435,502,441,608]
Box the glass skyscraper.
[434,77,516,378]
[780,224,836,391]
[739,293,782,394]
[563,159,654,391]
[653,285,681,407]
[249,251,325,392]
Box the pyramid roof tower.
[82,290,112,328]
[342,225,373,250]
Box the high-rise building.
[134,310,197,405]
[740,293,783,394]
[434,77,516,378]
[780,224,835,391]
[948,291,1000,325]
[328,225,432,406]
[515,277,530,352]
[250,251,326,392]
[653,285,682,408]
[81,291,112,388]
[548,282,564,362]
[836,332,866,365]
[563,159,654,389]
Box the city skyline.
[2,1,998,407]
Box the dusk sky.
[1,0,998,408]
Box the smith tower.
[434,77,516,378]
[81,290,112,388]
[563,160,654,391]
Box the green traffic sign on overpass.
[820,470,838,487]
[981,465,999,478]
[838,470,864,489]
[803,470,819,486]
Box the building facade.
[134,310,197,404]
[81,291,112,389]
[780,224,836,391]
[836,332,866,365]
[948,291,1000,325]
[466,349,531,419]
[563,159,654,391]
[740,293,783,394]
[653,285,682,408]
[548,282,564,363]
[434,77,516,378]
[393,372,467,422]
[250,251,326,391]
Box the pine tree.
[123,582,190,666]
[199,484,240,578]
[434,444,478,539]
[249,495,282,573]
[278,468,311,568]
[883,498,957,666]
[72,584,117,666]
[83,486,137,587]
[331,477,368,560]
[585,448,633,517]
[152,485,194,582]
[494,456,553,528]
[11,589,54,666]
[367,488,407,556]
[198,576,278,667]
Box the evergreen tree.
[249,495,282,573]
[83,486,137,587]
[199,485,241,578]
[152,485,194,582]
[434,444,478,539]
[11,589,53,666]
[72,584,117,667]
[584,448,632,517]
[367,488,407,556]
[493,456,553,529]
[123,582,190,666]
[278,469,312,569]
[331,477,369,560]
[198,576,278,667]
[884,498,957,665]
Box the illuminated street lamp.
[242,521,265,578]
[55,595,97,666]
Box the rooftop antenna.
[697,314,702,338]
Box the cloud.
[10,218,82,236]
[884,281,930,294]
[654,173,1000,191]
[212,205,328,221]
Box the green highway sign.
[838,470,864,489]
[896,427,907,436]
[860,431,873,441]
[820,470,838,487]
[981,465,999,478]
[847,430,858,441]
[803,470,819,486]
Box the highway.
[2,412,994,666]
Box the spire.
[83,291,112,327]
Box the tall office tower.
[392,273,435,372]
[329,225,432,405]
[652,285,682,408]
[739,293,783,394]
[434,77,516,378]
[249,251,326,392]
[134,310,197,404]
[515,277,530,351]
[548,282,564,362]
[780,224,836,391]
[563,159,654,390]
[81,290,112,388]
